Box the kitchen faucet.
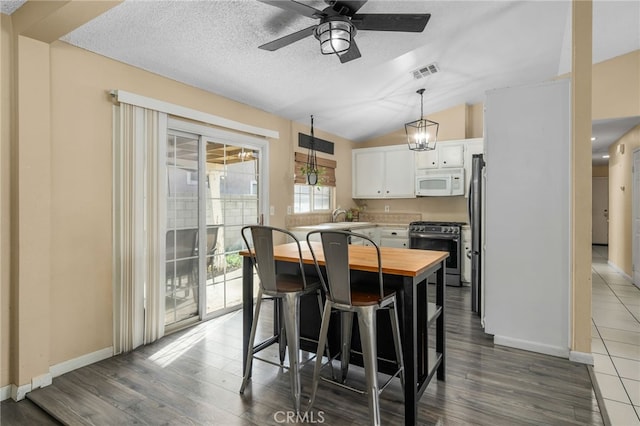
[332,208,347,223]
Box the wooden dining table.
[241,242,448,425]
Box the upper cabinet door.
[416,149,439,169]
[438,144,464,168]
[353,150,385,198]
[352,145,415,199]
[384,148,415,198]
[415,143,464,169]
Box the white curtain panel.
[113,103,166,354]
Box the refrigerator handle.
[468,177,474,225]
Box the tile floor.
[591,245,640,425]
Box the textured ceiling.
[0,0,26,15]
[6,0,640,164]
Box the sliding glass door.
[165,121,265,330]
[202,141,260,316]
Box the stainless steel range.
[409,221,463,286]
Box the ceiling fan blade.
[258,25,317,51]
[257,0,326,19]
[351,13,431,32]
[339,39,361,63]
[329,0,368,16]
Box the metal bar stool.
[306,230,404,426]
[239,225,324,413]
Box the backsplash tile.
[285,211,421,228]
[285,213,332,228]
[359,212,421,224]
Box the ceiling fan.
[257,0,431,63]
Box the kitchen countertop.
[289,222,377,232]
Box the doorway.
[164,120,267,331]
[592,177,609,245]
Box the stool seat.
[346,288,395,306]
[272,274,309,292]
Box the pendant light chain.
[306,115,319,185]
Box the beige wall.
[571,0,592,355]
[608,125,640,275]
[1,12,12,390]
[592,51,640,120]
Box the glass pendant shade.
[315,18,353,55]
[406,89,439,151]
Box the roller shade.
[294,152,336,187]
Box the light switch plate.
[384,205,390,212]
[270,206,275,215]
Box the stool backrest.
[307,230,384,305]
[241,225,308,292]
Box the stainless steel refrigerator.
[468,154,484,315]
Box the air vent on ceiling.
[412,62,440,79]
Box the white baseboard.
[494,335,570,358]
[570,351,594,365]
[50,346,113,378]
[31,372,53,390]
[0,384,11,401]
[11,383,31,401]
[607,260,633,281]
[0,347,113,402]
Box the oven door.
[409,233,460,273]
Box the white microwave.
[416,168,465,196]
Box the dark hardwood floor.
[4,285,603,425]
[0,397,62,425]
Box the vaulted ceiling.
[3,0,639,164]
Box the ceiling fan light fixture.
[315,17,354,55]
[406,88,438,151]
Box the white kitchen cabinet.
[438,143,464,168]
[352,145,415,199]
[416,142,464,172]
[379,226,409,248]
[415,149,439,169]
[356,226,380,246]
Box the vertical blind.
[113,103,166,354]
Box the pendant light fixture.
[305,115,319,185]
[405,88,439,151]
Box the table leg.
[436,261,446,381]
[401,276,417,426]
[242,256,253,376]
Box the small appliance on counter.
[409,221,464,286]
